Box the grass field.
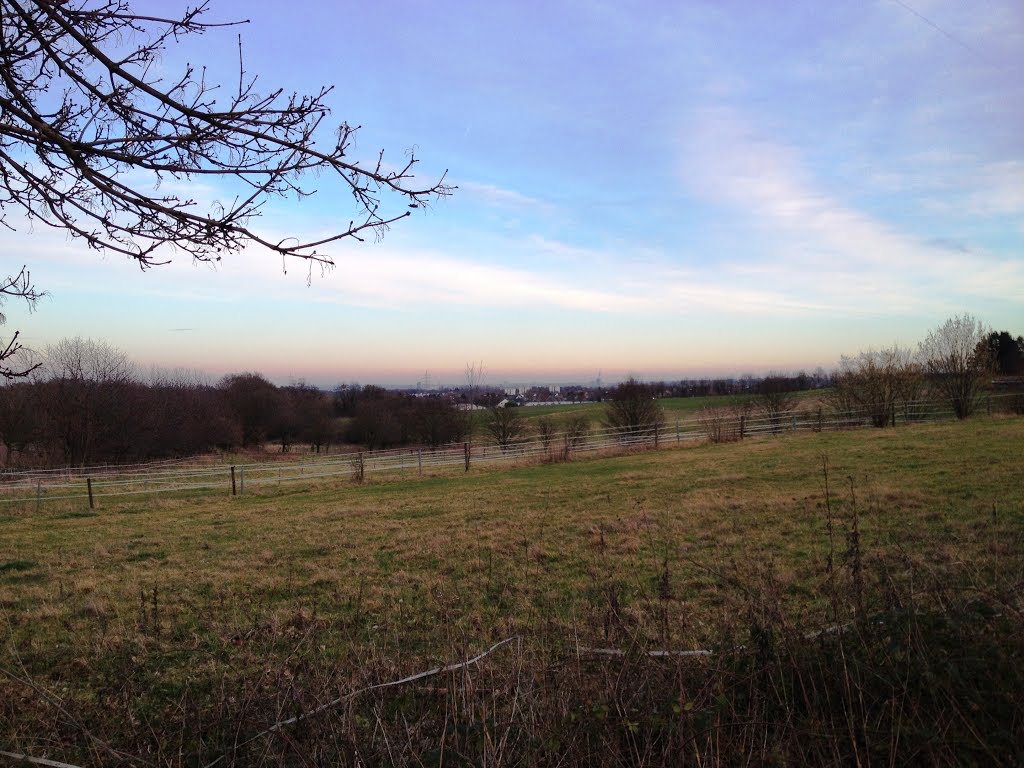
[490,389,824,426]
[499,394,757,423]
[2,416,1022,765]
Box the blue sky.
[3,0,1022,387]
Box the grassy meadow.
[491,389,824,427]
[2,417,1022,765]
[489,393,755,424]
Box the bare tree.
[1,266,44,379]
[699,398,751,443]
[0,380,40,463]
[0,1,451,376]
[536,415,556,450]
[45,335,135,383]
[0,1,451,266]
[412,396,467,448]
[219,372,282,448]
[758,373,799,432]
[830,347,923,427]
[41,336,136,464]
[486,404,526,451]
[283,381,335,454]
[918,314,993,419]
[460,360,486,442]
[553,413,586,459]
[603,378,665,437]
[464,360,486,405]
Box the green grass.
[511,394,754,423]
[513,401,603,419]
[1,416,1022,765]
[498,390,825,428]
[3,419,1020,629]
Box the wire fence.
[0,395,1015,511]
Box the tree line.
[1,317,1019,468]
[484,315,1022,450]
[0,338,475,468]
[828,318,1022,424]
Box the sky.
[3,0,1022,388]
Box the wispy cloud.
[948,161,1024,217]
[677,106,1024,310]
[314,247,643,313]
[296,243,836,319]
[457,180,555,213]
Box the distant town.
[387,370,835,408]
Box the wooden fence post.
[654,423,659,448]
[87,477,94,509]
[740,415,746,440]
[230,466,236,496]
[464,442,470,472]
[418,448,423,476]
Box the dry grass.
[1,417,1022,765]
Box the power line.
[888,0,991,63]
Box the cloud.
[957,161,1024,217]
[8,101,1020,329]
[457,180,555,213]
[526,235,609,264]
[677,106,1024,309]
[291,240,839,319]
[5,204,958,323]
[314,247,645,313]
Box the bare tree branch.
[0,1,451,377]
[918,314,993,419]
[0,0,452,268]
[0,265,43,379]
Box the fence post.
[230,466,236,496]
[36,479,42,513]
[418,448,423,476]
[464,442,470,472]
[87,477,94,510]
[676,418,680,443]
[654,423,659,449]
[791,414,796,432]
[740,415,746,440]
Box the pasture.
[509,390,824,423]
[2,417,1022,765]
